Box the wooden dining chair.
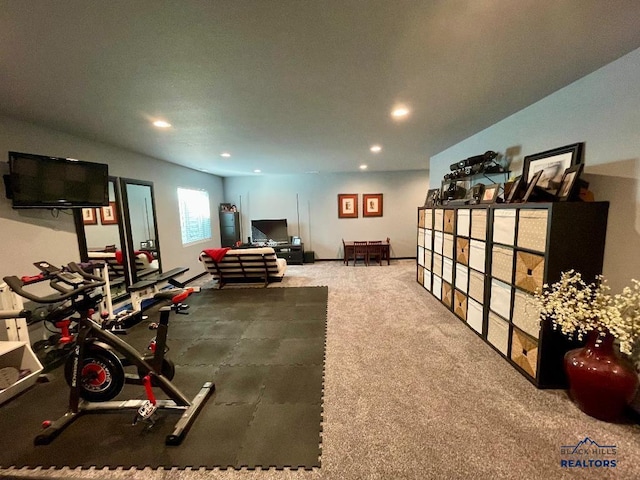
[368,240,383,266]
[382,237,391,264]
[352,241,369,266]
[342,238,348,265]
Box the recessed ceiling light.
[359,164,368,170]
[370,145,382,153]
[220,152,231,158]
[152,120,171,128]
[253,169,261,173]
[391,106,410,119]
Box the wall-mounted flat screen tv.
[6,151,109,209]
[251,219,288,244]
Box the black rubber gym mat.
[0,286,327,470]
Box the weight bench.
[110,267,190,330]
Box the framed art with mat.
[522,143,584,196]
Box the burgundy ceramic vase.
[564,330,639,422]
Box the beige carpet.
[2,260,639,480]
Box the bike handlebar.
[2,261,105,305]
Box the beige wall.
[0,115,426,285]
[0,115,224,283]
[429,47,640,293]
[222,170,429,260]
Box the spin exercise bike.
[3,261,214,446]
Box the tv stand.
[272,243,304,265]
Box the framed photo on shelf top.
[522,170,544,203]
[424,188,440,207]
[522,142,584,195]
[100,202,118,225]
[338,193,358,218]
[363,193,383,217]
[82,208,97,225]
[556,164,585,201]
[505,175,525,203]
[479,183,500,204]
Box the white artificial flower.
[534,271,639,359]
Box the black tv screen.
[7,151,109,209]
[251,219,288,244]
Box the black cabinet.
[417,202,609,388]
[273,243,304,265]
[219,211,240,247]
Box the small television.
[251,219,289,244]
[6,151,109,209]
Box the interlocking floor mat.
[0,286,327,470]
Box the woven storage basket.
[515,251,545,293]
[444,209,455,234]
[456,237,469,265]
[454,289,467,321]
[511,327,539,378]
[442,281,453,308]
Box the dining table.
[342,239,391,265]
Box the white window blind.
[177,187,211,245]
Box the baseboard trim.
[314,257,416,262]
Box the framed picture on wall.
[82,208,97,225]
[100,202,118,225]
[338,194,358,218]
[522,142,584,195]
[363,194,383,217]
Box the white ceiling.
[1,1,639,176]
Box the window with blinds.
[177,187,211,245]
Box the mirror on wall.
[119,178,162,284]
[74,177,130,301]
